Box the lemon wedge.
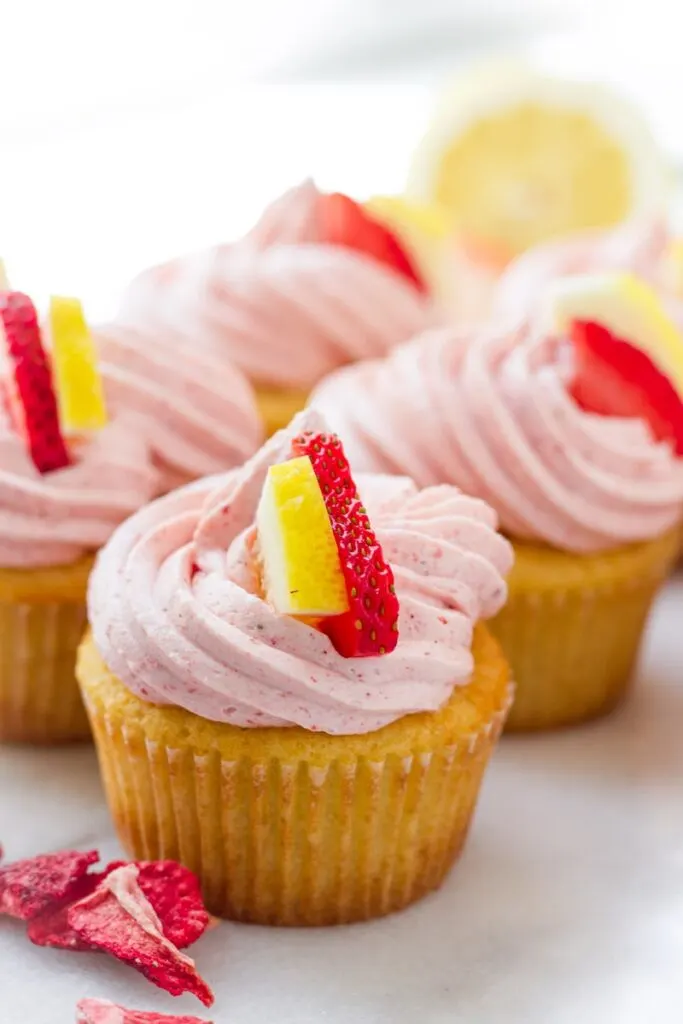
[49,296,108,434]
[256,456,348,618]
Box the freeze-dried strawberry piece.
[0,849,99,921]
[76,998,212,1023]
[29,858,210,952]
[67,865,214,1007]
[27,871,101,950]
[134,861,210,950]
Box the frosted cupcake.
[77,411,513,924]
[0,293,159,743]
[117,181,438,435]
[313,275,683,730]
[94,322,263,493]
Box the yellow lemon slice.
[408,62,668,258]
[547,271,683,397]
[256,456,348,618]
[49,297,108,434]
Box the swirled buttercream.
[0,409,159,568]
[311,327,683,552]
[88,412,512,735]
[117,181,438,391]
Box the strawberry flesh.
[569,320,683,455]
[317,192,427,293]
[291,431,399,657]
[0,292,70,473]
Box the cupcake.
[117,181,438,435]
[0,293,159,743]
[77,410,513,924]
[94,322,263,493]
[312,275,683,730]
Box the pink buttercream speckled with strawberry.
[94,322,263,493]
[116,181,438,391]
[311,327,683,553]
[0,409,159,569]
[88,411,512,736]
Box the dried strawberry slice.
[134,860,210,950]
[27,870,101,950]
[67,865,214,1007]
[29,858,210,951]
[0,849,99,921]
[0,291,70,473]
[291,431,400,657]
[76,998,212,1023]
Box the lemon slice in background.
[407,62,669,258]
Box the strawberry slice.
[317,192,427,292]
[0,292,70,473]
[291,431,399,657]
[570,319,683,455]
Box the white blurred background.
[0,0,677,316]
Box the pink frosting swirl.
[311,328,683,553]
[0,409,159,569]
[493,218,678,323]
[89,411,512,735]
[94,323,263,493]
[117,181,438,391]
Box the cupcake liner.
[490,527,680,732]
[0,558,93,744]
[254,385,310,437]
[78,626,512,926]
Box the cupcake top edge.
[88,410,513,737]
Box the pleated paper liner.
[490,526,680,732]
[254,384,309,437]
[0,556,94,743]
[77,624,512,926]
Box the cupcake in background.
[312,274,683,730]
[0,293,159,743]
[78,410,513,924]
[493,217,680,324]
[117,180,439,435]
[94,322,263,493]
[407,62,670,324]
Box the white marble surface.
[1,574,681,1023]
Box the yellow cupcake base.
[0,557,94,744]
[77,625,511,926]
[254,385,309,437]
[489,528,679,732]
